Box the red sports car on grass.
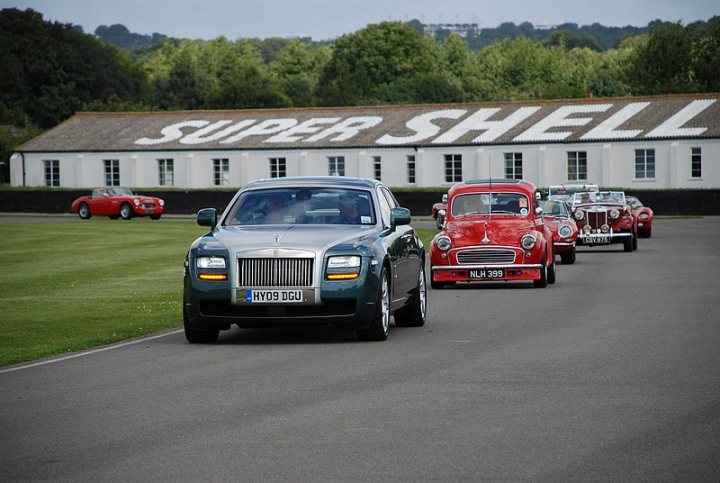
[626,195,654,238]
[570,191,637,252]
[71,187,165,220]
[541,199,579,264]
[430,179,556,289]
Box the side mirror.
[441,193,448,203]
[197,208,217,228]
[390,207,411,230]
[535,206,544,216]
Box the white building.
[10,93,720,190]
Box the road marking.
[0,329,184,375]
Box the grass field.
[0,219,437,367]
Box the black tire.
[78,203,91,219]
[183,306,219,344]
[560,246,576,265]
[623,233,633,252]
[547,258,556,285]
[357,269,390,341]
[394,265,427,327]
[640,228,652,238]
[150,214,162,220]
[534,257,548,288]
[120,203,133,220]
[632,232,638,251]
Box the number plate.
[469,269,505,279]
[585,235,611,243]
[244,289,304,303]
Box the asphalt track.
[1,217,719,481]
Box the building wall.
[10,138,720,189]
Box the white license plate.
[245,289,304,303]
[586,235,610,243]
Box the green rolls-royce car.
[183,176,427,343]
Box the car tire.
[394,265,427,327]
[78,203,91,219]
[547,258,556,284]
[632,232,638,251]
[534,257,548,288]
[183,306,219,344]
[120,203,133,220]
[641,228,652,238]
[150,215,162,220]
[560,246,576,264]
[623,232,633,252]
[357,268,390,341]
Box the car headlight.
[521,234,536,249]
[326,255,361,280]
[574,209,584,220]
[558,224,573,238]
[159,199,165,207]
[583,225,592,234]
[639,213,649,220]
[196,256,227,269]
[610,209,620,219]
[435,235,452,251]
[133,198,141,206]
[601,224,610,233]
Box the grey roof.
[17,93,720,153]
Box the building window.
[407,155,416,183]
[44,160,60,187]
[691,147,702,178]
[504,152,523,179]
[372,156,382,181]
[213,158,229,186]
[567,151,587,181]
[328,156,345,176]
[104,159,120,186]
[635,149,655,179]
[158,159,174,186]
[269,157,286,178]
[444,154,462,182]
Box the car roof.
[242,176,381,190]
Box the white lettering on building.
[219,119,298,144]
[514,104,612,142]
[304,116,383,142]
[265,118,341,143]
[581,102,650,140]
[433,107,541,144]
[135,120,211,145]
[376,110,466,145]
[645,99,717,138]
[180,120,256,144]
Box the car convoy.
[67,178,653,343]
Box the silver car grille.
[456,249,516,264]
[238,258,314,287]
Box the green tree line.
[1,7,719,180]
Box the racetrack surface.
[1,218,719,481]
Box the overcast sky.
[2,0,717,40]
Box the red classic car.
[71,187,165,220]
[430,179,556,289]
[626,195,654,238]
[541,199,579,264]
[431,193,448,229]
[570,191,637,252]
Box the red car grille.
[456,249,516,264]
[238,258,314,287]
[585,211,608,229]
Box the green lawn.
[0,220,438,367]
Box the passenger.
[462,195,488,215]
[263,195,285,222]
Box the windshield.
[451,192,530,217]
[224,187,376,226]
[572,191,625,205]
[541,199,569,218]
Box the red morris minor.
[430,179,556,289]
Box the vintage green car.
[183,176,426,343]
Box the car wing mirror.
[442,193,448,203]
[390,207,411,230]
[535,206,544,216]
[197,208,217,228]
